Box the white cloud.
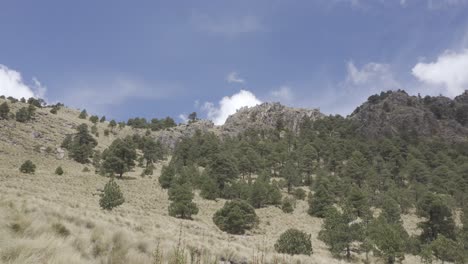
[346,61,401,90]
[0,64,46,100]
[226,72,245,84]
[178,114,188,124]
[191,13,264,37]
[270,86,294,103]
[202,90,261,125]
[412,49,468,97]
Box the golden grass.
[0,99,426,263]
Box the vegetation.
[55,166,64,175]
[62,124,97,163]
[78,109,88,119]
[168,183,198,219]
[101,138,137,177]
[213,200,258,234]
[19,160,36,174]
[99,178,125,210]
[274,229,312,255]
[0,102,10,119]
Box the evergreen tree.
[207,153,239,195]
[213,200,258,234]
[380,195,402,224]
[0,102,9,119]
[280,160,301,193]
[78,109,88,119]
[429,235,464,264]
[101,138,137,177]
[67,124,98,163]
[308,183,333,218]
[142,137,163,166]
[19,160,36,174]
[345,151,368,188]
[369,217,407,264]
[282,197,295,213]
[99,178,125,210]
[417,193,456,243]
[108,119,117,130]
[249,179,269,208]
[100,116,106,122]
[15,107,33,122]
[55,166,64,175]
[168,183,199,219]
[188,112,197,123]
[159,165,176,189]
[89,115,99,124]
[300,143,318,186]
[275,229,313,255]
[319,207,361,260]
[347,186,370,218]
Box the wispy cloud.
[0,64,47,100]
[412,49,468,97]
[269,86,294,104]
[226,72,245,84]
[190,13,264,37]
[202,89,261,125]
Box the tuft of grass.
[52,223,71,237]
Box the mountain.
[349,90,468,142]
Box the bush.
[99,179,125,210]
[89,115,99,124]
[79,109,88,119]
[292,188,307,200]
[213,200,258,234]
[0,102,10,119]
[282,197,295,213]
[19,160,36,174]
[55,166,64,175]
[15,107,33,122]
[274,229,313,256]
[168,183,199,219]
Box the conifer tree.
[300,143,318,185]
[67,124,98,163]
[19,160,36,174]
[213,200,258,234]
[159,165,176,189]
[168,183,199,219]
[0,102,9,119]
[345,151,368,188]
[368,216,407,264]
[78,109,88,119]
[99,178,125,210]
[101,138,137,177]
[100,116,106,122]
[280,160,301,193]
[308,183,333,218]
[417,193,456,243]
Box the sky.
[1,0,468,125]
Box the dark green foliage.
[89,115,99,124]
[300,143,318,185]
[292,188,306,200]
[108,120,117,129]
[101,138,137,177]
[345,151,368,188]
[347,186,370,218]
[319,207,362,260]
[280,160,301,193]
[213,200,258,234]
[417,193,456,243]
[100,116,106,122]
[168,183,198,219]
[199,175,219,200]
[206,153,239,196]
[50,106,59,114]
[66,124,98,163]
[159,165,176,189]
[142,137,164,166]
[78,109,88,119]
[0,102,10,119]
[368,217,408,264]
[7,96,18,103]
[380,195,402,224]
[27,97,44,108]
[274,229,312,256]
[188,112,197,123]
[99,179,125,210]
[19,160,36,174]
[308,183,333,218]
[281,197,295,213]
[15,106,34,122]
[55,166,64,175]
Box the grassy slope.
[0,99,423,264]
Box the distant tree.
[213,200,258,234]
[27,97,44,108]
[380,195,402,224]
[15,107,33,122]
[108,119,117,130]
[89,115,99,124]
[199,174,219,200]
[368,217,407,264]
[207,153,239,195]
[347,186,370,218]
[67,124,98,163]
[50,106,59,114]
[99,116,106,123]
[417,193,456,243]
[168,183,199,219]
[99,178,125,210]
[238,147,261,180]
[118,121,126,129]
[188,112,197,123]
[345,151,368,188]
[275,229,313,256]
[308,183,333,218]
[7,96,18,103]
[142,137,164,166]
[319,207,362,260]
[162,116,176,128]
[0,102,10,119]
[19,160,36,174]
[300,144,318,185]
[282,197,295,213]
[429,235,464,264]
[249,179,269,208]
[280,160,301,193]
[55,166,64,175]
[78,109,88,119]
[101,138,137,177]
[159,165,176,189]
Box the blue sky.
[1,0,468,124]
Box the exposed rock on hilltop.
[222,102,324,135]
[350,90,468,141]
[156,119,216,149]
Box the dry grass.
[0,99,426,264]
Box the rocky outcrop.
[221,102,324,136]
[155,120,217,149]
[350,90,468,142]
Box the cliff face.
[349,90,468,141]
[221,102,324,136]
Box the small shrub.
[282,197,295,213]
[50,107,59,114]
[79,109,88,119]
[89,115,99,124]
[19,160,36,174]
[82,167,90,172]
[274,229,313,255]
[292,188,306,200]
[213,200,258,234]
[52,223,70,237]
[99,178,125,210]
[141,164,154,176]
[55,166,64,175]
[104,129,110,136]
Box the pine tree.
[417,193,456,243]
[89,115,99,124]
[213,200,258,234]
[249,179,268,208]
[0,102,9,119]
[308,183,333,218]
[78,109,88,119]
[380,195,402,224]
[101,138,137,177]
[168,183,199,219]
[345,151,368,188]
[67,124,98,163]
[368,217,407,264]
[99,178,125,210]
[300,143,318,186]
[207,153,239,195]
[19,160,36,174]
[159,165,176,189]
[275,229,313,255]
[109,119,117,130]
[280,160,301,193]
[347,186,370,218]
[100,116,106,122]
[142,137,163,166]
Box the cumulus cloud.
[226,72,245,84]
[412,49,468,97]
[270,86,294,103]
[191,13,264,37]
[0,64,46,100]
[202,90,261,125]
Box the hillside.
[0,93,467,264]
